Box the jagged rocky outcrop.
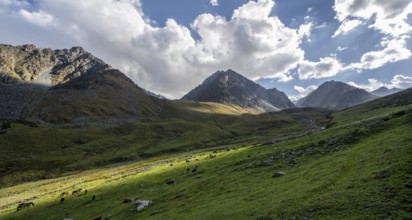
[297,81,376,110]
[0,44,110,86]
[0,44,162,126]
[371,87,402,97]
[181,69,294,112]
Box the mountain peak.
[371,86,401,97]
[297,81,376,110]
[182,69,294,112]
[0,44,162,125]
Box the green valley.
[0,89,411,220]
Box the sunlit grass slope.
[0,107,328,187]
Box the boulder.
[260,160,274,166]
[136,200,152,212]
[272,172,286,177]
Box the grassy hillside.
[0,107,328,187]
[0,91,411,219]
[332,88,412,126]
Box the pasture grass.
[0,107,410,219]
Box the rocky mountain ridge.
[0,44,110,86]
[0,44,162,126]
[181,69,295,112]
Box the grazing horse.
[84,189,88,195]
[60,198,65,204]
[16,202,34,211]
[92,195,96,201]
[72,189,82,195]
[16,203,25,211]
[60,192,69,197]
[166,179,176,185]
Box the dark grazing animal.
[60,198,65,204]
[16,203,25,211]
[84,189,88,194]
[60,192,69,197]
[166,179,176,185]
[72,189,82,195]
[16,202,34,211]
[192,164,200,173]
[92,195,96,201]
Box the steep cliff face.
[181,69,294,112]
[297,81,376,110]
[0,44,162,126]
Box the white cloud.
[18,9,55,27]
[348,74,412,91]
[348,78,384,91]
[349,37,412,70]
[191,0,306,82]
[332,19,362,38]
[333,1,412,72]
[210,0,219,6]
[298,20,313,40]
[298,57,343,79]
[232,0,274,21]
[289,85,318,101]
[334,0,412,37]
[336,46,347,51]
[390,74,412,89]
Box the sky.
[0,0,411,100]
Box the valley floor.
[0,104,411,219]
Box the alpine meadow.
[1,0,412,219]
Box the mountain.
[297,80,376,110]
[0,44,163,125]
[0,44,110,85]
[371,86,402,97]
[181,69,294,112]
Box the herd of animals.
[13,152,218,219]
[16,188,95,211]
[58,189,95,205]
[16,188,102,219]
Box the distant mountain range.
[371,87,402,97]
[181,69,295,112]
[1,44,404,126]
[297,81,377,110]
